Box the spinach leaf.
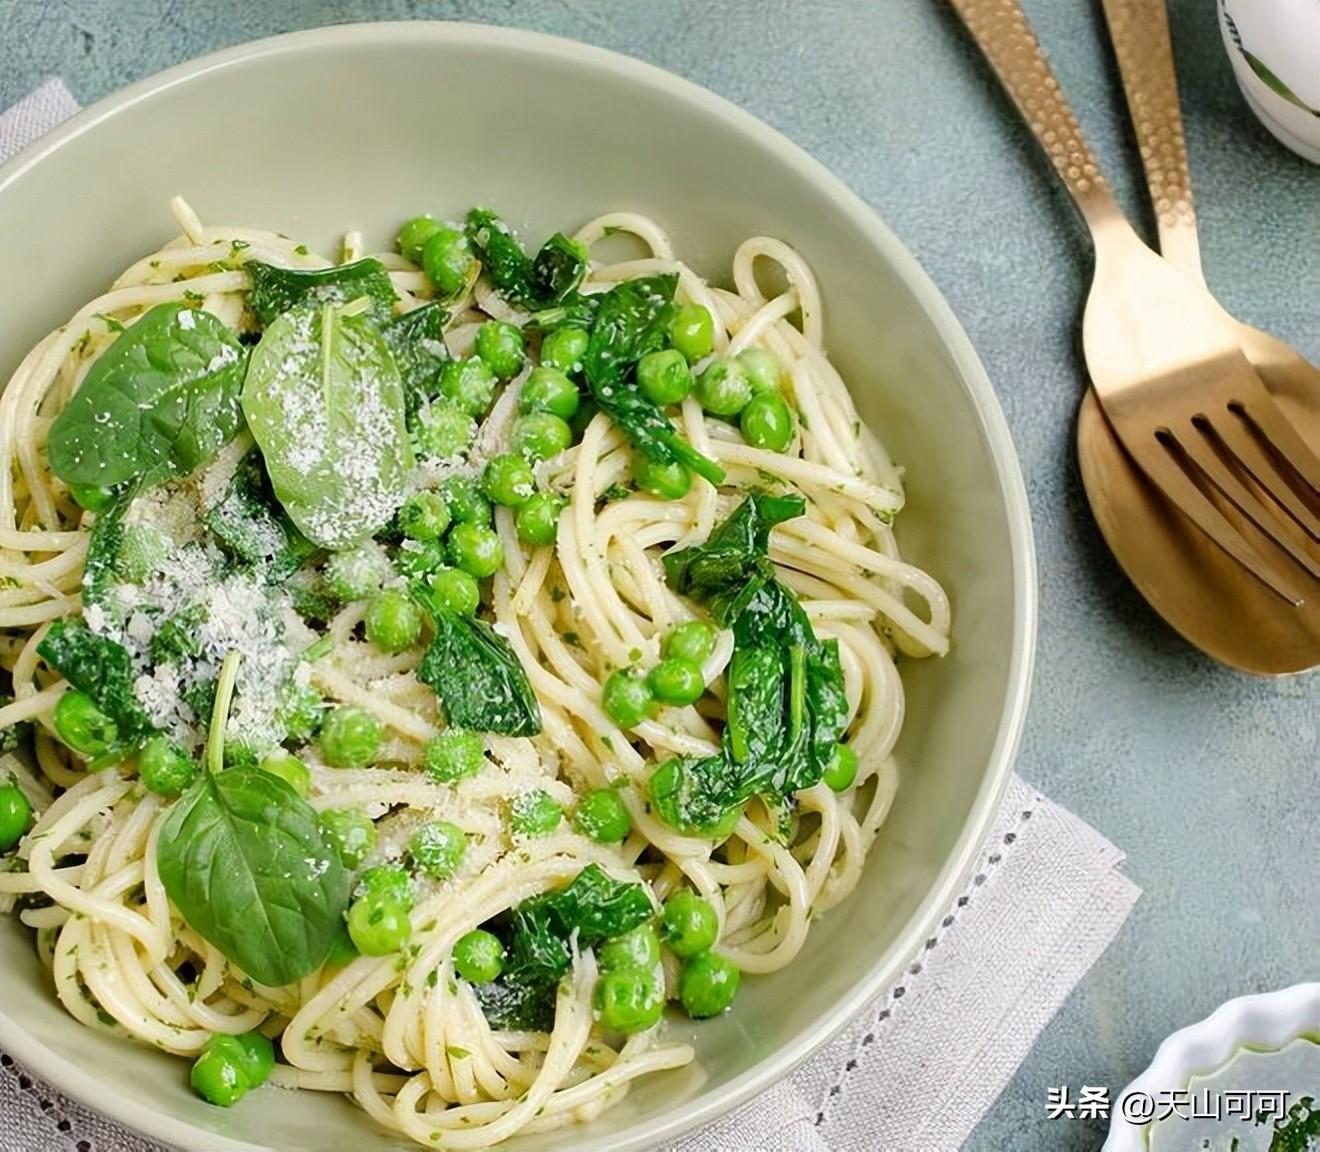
[506,863,653,985]
[416,611,541,737]
[382,302,451,417]
[37,620,155,742]
[583,276,724,486]
[205,451,317,579]
[47,303,246,490]
[81,494,131,609]
[465,209,535,302]
[530,233,590,304]
[155,766,349,986]
[246,258,397,326]
[664,493,806,602]
[525,293,599,333]
[473,976,555,1033]
[464,210,588,308]
[242,301,414,551]
[150,603,206,666]
[655,494,851,832]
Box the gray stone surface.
[1,1,1316,1148]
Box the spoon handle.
[1099,0,1205,283]
[949,0,1126,237]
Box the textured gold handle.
[1100,0,1204,281]
[950,0,1123,234]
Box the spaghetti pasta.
[0,199,949,1147]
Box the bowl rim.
[0,20,1038,1152]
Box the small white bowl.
[1218,0,1320,163]
[1104,983,1320,1151]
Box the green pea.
[348,895,412,956]
[420,567,481,617]
[68,483,116,513]
[669,303,715,363]
[515,492,563,548]
[137,736,196,798]
[520,366,581,419]
[190,1039,250,1108]
[739,391,795,453]
[512,412,573,462]
[325,541,394,601]
[437,357,497,418]
[356,864,414,910]
[452,929,505,984]
[259,750,311,797]
[595,966,664,1034]
[278,683,324,743]
[660,889,718,957]
[573,787,632,843]
[318,707,382,769]
[447,522,504,578]
[365,589,423,653]
[822,742,859,792]
[648,658,705,707]
[509,789,563,836]
[423,729,484,783]
[0,784,32,852]
[679,951,741,1018]
[409,820,467,879]
[228,1031,275,1089]
[397,491,451,541]
[695,357,752,417]
[442,475,493,526]
[396,215,443,263]
[636,349,692,406]
[650,762,744,838]
[736,348,783,395]
[320,808,376,869]
[421,227,475,297]
[597,923,661,972]
[633,454,690,501]
[474,320,526,380]
[53,690,118,757]
[539,326,589,374]
[115,523,170,584]
[602,669,655,729]
[663,620,717,666]
[414,400,475,460]
[482,453,537,508]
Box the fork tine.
[1122,433,1309,606]
[1204,413,1320,541]
[1172,426,1320,580]
[1231,395,1320,493]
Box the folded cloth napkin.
[0,80,1140,1152]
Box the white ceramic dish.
[0,23,1036,1152]
[1104,983,1320,1151]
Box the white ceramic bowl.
[1105,983,1320,1151]
[0,23,1035,1152]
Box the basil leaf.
[242,302,414,551]
[246,258,396,326]
[156,766,349,987]
[382,302,451,417]
[416,611,541,737]
[37,619,156,742]
[583,276,724,486]
[47,303,246,489]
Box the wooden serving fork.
[950,0,1320,606]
